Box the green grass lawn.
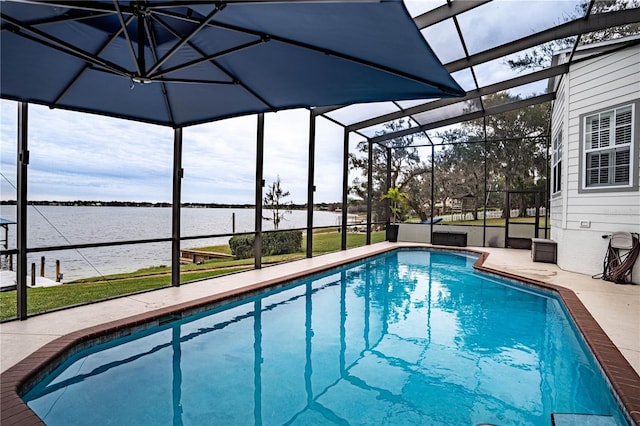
[0,230,386,320]
[196,230,386,259]
[0,267,251,320]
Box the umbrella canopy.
[1,0,464,128]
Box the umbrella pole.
[306,111,316,258]
[172,128,183,287]
[16,102,29,320]
[366,139,373,246]
[341,128,349,251]
[254,114,265,270]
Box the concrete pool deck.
[1,243,639,424]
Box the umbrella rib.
[147,6,224,76]
[12,1,119,14]
[144,20,176,125]
[91,67,236,85]
[152,8,462,97]
[113,0,141,77]
[208,20,465,97]
[52,14,135,107]
[150,39,264,79]
[156,78,238,85]
[7,11,114,28]
[150,13,275,109]
[1,13,130,78]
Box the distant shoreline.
[0,200,339,211]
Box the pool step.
[551,413,615,426]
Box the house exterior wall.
[551,43,640,284]
[550,72,567,232]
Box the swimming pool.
[21,249,629,425]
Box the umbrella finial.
[134,1,150,18]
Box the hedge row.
[229,230,303,259]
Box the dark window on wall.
[552,128,562,194]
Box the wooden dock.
[180,249,234,264]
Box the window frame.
[579,100,639,193]
[552,127,562,195]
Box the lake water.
[0,206,342,281]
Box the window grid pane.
[587,152,609,186]
[553,161,562,193]
[615,149,631,184]
[552,129,562,194]
[615,107,632,145]
[586,116,598,149]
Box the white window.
[552,128,562,194]
[583,104,633,189]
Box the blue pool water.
[23,249,627,425]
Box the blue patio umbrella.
[1,0,466,320]
[1,0,464,127]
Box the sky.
[0,102,351,204]
[0,0,583,205]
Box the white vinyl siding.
[550,40,640,283]
[583,105,633,188]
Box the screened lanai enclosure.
[1,0,639,320]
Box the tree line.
[349,93,550,222]
[0,199,342,211]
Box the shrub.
[263,230,302,256]
[229,235,255,259]
[229,230,303,259]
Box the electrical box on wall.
[579,220,591,229]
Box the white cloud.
[1,100,350,204]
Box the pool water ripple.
[23,249,628,425]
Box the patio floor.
[1,242,639,375]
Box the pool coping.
[1,245,639,426]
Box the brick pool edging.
[472,254,640,425]
[1,244,638,425]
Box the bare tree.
[263,176,291,230]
